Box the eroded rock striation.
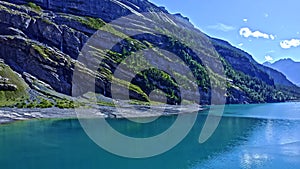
[0,0,299,107]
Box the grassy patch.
[0,4,30,18]
[14,98,53,108]
[26,2,42,13]
[0,99,22,108]
[129,99,150,106]
[32,44,48,58]
[0,63,29,106]
[41,18,56,25]
[67,15,106,30]
[36,99,54,108]
[15,98,81,109]
[96,101,115,107]
[59,13,132,39]
[112,77,149,101]
[54,98,76,109]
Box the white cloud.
[265,55,273,61]
[238,43,244,47]
[280,39,300,49]
[270,35,275,40]
[243,18,248,22]
[207,23,235,32]
[239,27,275,40]
[252,30,269,39]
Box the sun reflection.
[265,120,274,143]
[241,152,269,169]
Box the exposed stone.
[0,83,18,91]
[0,35,74,95]
[0,0,298,105]
[5,0,168,22]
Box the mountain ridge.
[264,58,300,86]
[210,38,297,87]
[0,0,299,107]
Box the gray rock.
[0,83,18,91]
[5,0,168,22]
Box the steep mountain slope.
[211,38,300,102]
[0,0,299,107]
[264,58,300,86]
[8,0,169,22]
[211,38,296,87]
[0,59,29,106]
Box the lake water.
[1,102,300,169]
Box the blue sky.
[150,0,300,63]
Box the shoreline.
[2,101,300,125]
[0,104,204,125]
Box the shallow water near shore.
[1,102,300,169]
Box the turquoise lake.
[1,102,300,169]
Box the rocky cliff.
[7,0,169,22]
[0,0,299,108]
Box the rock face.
[0,0,299,105]
[226,87,250,104]
[0,69,18,91]
[6,0,168,22]
[0,83,17,91]
[0,35,74,94]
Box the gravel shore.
[0,104,203,124]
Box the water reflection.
[0,113,260,169]
[192,118,300,169]
[1,103,300,169]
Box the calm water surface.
[1,102,300,169]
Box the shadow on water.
[0,108,262,169]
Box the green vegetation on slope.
[216,41,300,103]
[15,97,84,109]
[0,0,299,107]
[0,62,29,107]
[32,44,48,58]
[26,2,42,13]
[76,17,106,30]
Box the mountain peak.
[263,61,272,66]
[264,58,300,86]
[276,58,295,63]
